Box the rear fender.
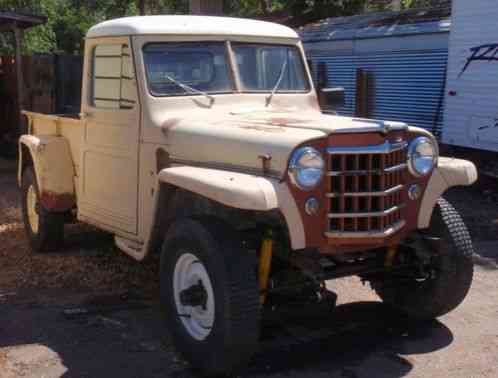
[18,135,76,212]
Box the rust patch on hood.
[40,191,75,212]
[266,117,312,126]
[235,115,315,132]
[239,124,285,133]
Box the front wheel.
[373,198,474,319]
[160,218,260,376]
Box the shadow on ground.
[245,302,452,377]
[62,224,114,255]
[0,294,453,378]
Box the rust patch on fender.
[161,118,182,137]
[40,191,75,212]
[308,95,322,111]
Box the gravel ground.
[0,159,497,378]
[0,164,159,295]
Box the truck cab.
[19,15,478,376]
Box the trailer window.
[92,44,136,109]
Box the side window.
[92,44,136,109]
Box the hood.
[228,109,407,135]
[161,109,407,178]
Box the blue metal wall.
[309,49,448,135]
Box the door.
[78,38,140,235]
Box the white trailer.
[442,0,498,154]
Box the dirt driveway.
[1,160,497,378]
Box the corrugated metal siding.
[309,49,448,135]
[309,56,356,115]
[300,10,451,43]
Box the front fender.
[18,135,76,212]
[158,166,306,249]
[158,166,278,211]
[418,157,477,228]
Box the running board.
[115,236,144,260]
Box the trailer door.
[442,0,498,152]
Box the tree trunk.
[260,0,270,15]
[391,0,402,11]
[189,0,223,15]
[138,0,145,15]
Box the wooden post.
[14,26,26,136]
[317,62,328,109]
[355,68,374,118]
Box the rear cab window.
[92,44,136,109]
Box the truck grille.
[326,141,407,238]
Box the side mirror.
[320,87,345,110]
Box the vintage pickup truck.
[18,15,478,376]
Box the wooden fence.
[0,54,83,140]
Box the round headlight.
[288,147,325,190]
[408,137,437,177]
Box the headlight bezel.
[288,146,325,191]
[407,136,438,177]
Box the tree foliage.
[226,1,449,26]
[224,1,369,25]
[369,0,450,10]
[0,0,186,54]
[0,0,450,54]
[401,0,450,8]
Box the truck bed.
[22,111,83,134]
[22,110,85,176]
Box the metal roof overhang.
[0,12,47,32]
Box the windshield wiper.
[265,60,288,107]
[165,74,215,103]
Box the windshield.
[232,43,309,93]
[143,42,233,96]
[142,42,310,97]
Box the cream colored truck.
[19,15,478,376]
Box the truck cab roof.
[86,15,299,40]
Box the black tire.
[374,198,474,319]
[160,218,260,376]
[21,166,64,252]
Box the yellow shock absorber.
[384,244,398,269]
[258,229,274,305]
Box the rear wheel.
[373,198,474,319]
[21,166,64,252]
[160,218,260,376]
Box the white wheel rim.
[173,252,215,341]
[27,185,39,234]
